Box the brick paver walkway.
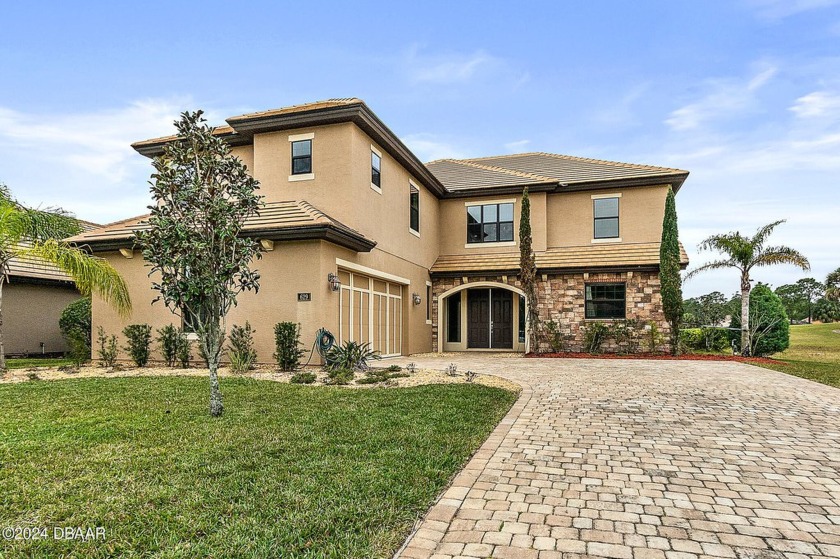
[389,355,840,559]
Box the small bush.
[583,322,609,353]
[290,371,317,384]
[95,326,118,368]
[325,341,380,371]
[176,334,192,368]
[325,367,354,385]
[274,322,305,371]
[542,320,565,353]
[156,324,180,367]
[609,320,640,353]
[228,322,257,373]
[645,321,665,353]
[122,324,152,367]
[65,328,90,368]
[356,368,409,385]
[386,364,402,372]
[680,327,729,352]
[59,297,92,347]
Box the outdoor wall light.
[327,273,342,292]
[412,292,422,305]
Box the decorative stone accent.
[431,271,670,353]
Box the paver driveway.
[389,356,840,559]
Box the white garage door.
[338,270,403,357]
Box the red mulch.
[526,352,784,365]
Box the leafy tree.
[729,284,789,356]
[774,283,806,322]
[814,298,840,323]
[795,278,823,323]
[138,110,262,417]
[0,184,131,369]
[518,187,540,353]
[660,187,683,355]
[59,297,92,346]
[687,220,809,356]
[826,267,840,302]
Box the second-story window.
[409,185,420,233]
[467,202,514,244]
[291,139,312,175]
[593,197,619,239]
[371,151,381,188]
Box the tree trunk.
[741,274,751,357]
[203,323,224,417]
[0,279,5,371]
[671,321,680,356]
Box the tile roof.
[226,98,363,124]
[429,242,689,274]
[65,201,373,251]
[7,220,101,282]
[426,152,688,192]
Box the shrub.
[65,328,90,368]
[290,371,317,384]
[59,297,92,347]
[814,298,840,323]
[325,341,380,371]
[175,334,192,368]
[681,327,730,352]
[325,367,354,385]
[156,324,180,367]
[729,284,789,356]
[274,322,305,371]
[96,326,118,368]
[609,320,641,353]
[122,324,152,367]
[583,322,609,353]
[356,368,409,384]
[645,321,665,353]
[228,322,257,373]
[386,364,402,372]
[542,320,565,353]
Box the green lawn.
[6,357,74,369]
[0,377,516,558]
[759,322,840,388]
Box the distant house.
[69,98,688,360]
[4,222,98,356]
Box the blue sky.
[1,0,838,297]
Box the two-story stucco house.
[68,98,688,361]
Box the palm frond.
[754,245,810,272]
[10,206,82,242]
[750,219,786,249]
[685,259,739,280]
[19,239,132,316]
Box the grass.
[5,357,74,369]
[0,377,517,558]
[758,322,840,388]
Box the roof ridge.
[532,152,688,174]
[448,159,556,183]
[227,98,364,123]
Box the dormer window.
[466,202,514,244]
[291,139,312,175]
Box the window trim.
[465,201,515,244]
[370,147,382,192]
[290,138,313,177]
[409,182,420,235]
[592,194,620,240]
[584,282,627,320]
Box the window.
[291,139,312,175]
[594,197,619,239]
[518,296,526,343]
[409,185,420,233]
[467,202,514,243]
[426,283,432,323]
[181,305,210,334]
[446,292,461,343]
[585,283,626,319]
[371,151,381,188]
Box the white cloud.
[401,45,528,88]
[504,139,530,152]
[789,90,840,119]
[747,0,840,20]
[665,65,777,131]
[0,98,199,223]
[401,133,471,162]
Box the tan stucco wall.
[3,282,81,355]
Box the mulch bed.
[526,352,784,365]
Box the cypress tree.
[518,188,540,353]
[660,186,683,355]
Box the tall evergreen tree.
[518,188,540,353]
[660,187,683,355]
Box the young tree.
[0,185,131,369]
[659,187,683,355]
[795,278,823,323]
[687,220,809,356]
[138,111,262,417]
[826,267,840,302]
[518,188,540,353]
[774,283,807,322]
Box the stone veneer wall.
[431,270,670,353]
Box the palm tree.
[0,184,131,369]
[687,220,809,356]
[826,267,840,302]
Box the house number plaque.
[297,293,312,302]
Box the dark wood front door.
[467,288,513,349]
[467,289,490,348]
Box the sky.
[1,0,838,297]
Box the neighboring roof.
[66,201,376,253]
[132,98,448,198]
[426,153,689,195]
[429,242,689,276]
[6,220,101,283]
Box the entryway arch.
[436,281,530,353]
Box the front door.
[467,288,513,349]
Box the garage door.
[338,270,403,357]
